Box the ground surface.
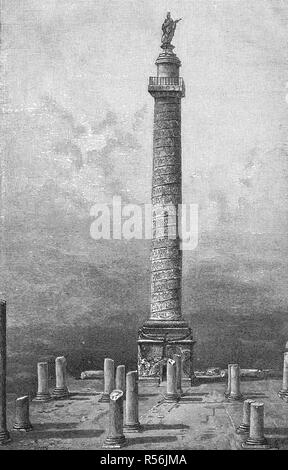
[3,377,288,450]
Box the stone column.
[150,89,182,326]
[13,396,33,431]
[0,300,10,444]
[138,19,195,385]
[99,358,115,403]
[227,364,242,401]
[224,364,232,398]
[116,365,126,397]
[236,399,254,435]
[124,371,141,432]
[278,352,288,401]
[164,358,179,402]
[173,354,183,395]
[242,402,270,449]
[103,390,126,448]
[34,362,51,402]
[52,356,69,399]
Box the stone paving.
[2,377,288,450]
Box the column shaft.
[150,94,182,323]
[0,300,10,443]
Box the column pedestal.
[138,323,195,385]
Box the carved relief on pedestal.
[166,345,193,379]
[137,341,164,378]
[138,338,194,381]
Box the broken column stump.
[278,352,288,401]
[116,365,126,397]
[236,399,254,435]
[173,354,183,396]
[224,364,232,398]
[0,300,11,444]
[13,396,33,432]
[52,356,69,399]
[34,362,51,402]
[227,364,243,401]
[124,371,141,433]
[242,402,270,449]
[164,358,179,403]
[99,358,115,403]
[103,390,126,448]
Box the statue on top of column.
[161,12,182,47]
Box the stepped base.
[52,387,70,399]
[103,435,126,449]
[99,393,110,403]
[227,394,243,402]
[163,393,179,403]
[33,393,52,402]
[236,424,250,435]
[124,422,142,433]
[242,437,271,450]
[13,422,33,432]
[278,389,288,401]
[0,430,11,445]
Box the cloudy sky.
[3,0,288,212]
[1,1,288,370]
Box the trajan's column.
[138,13,195,384]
